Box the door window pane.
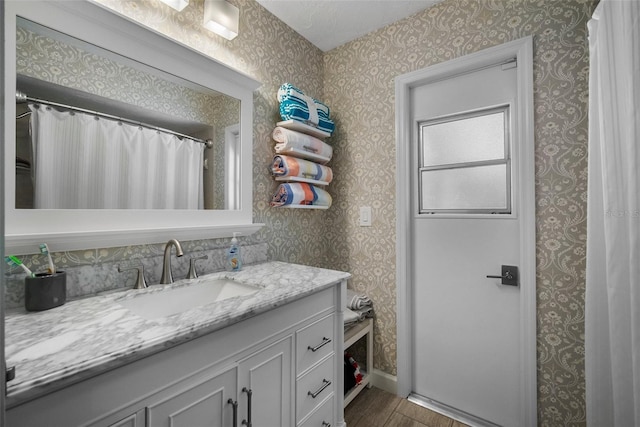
[418,106,511,214]
[421,110,506,167]
[420,164,508,212]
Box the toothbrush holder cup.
[25,271,66,311]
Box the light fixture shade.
[203,0,239,40]
[159,0,189,12]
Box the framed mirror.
[4,1,262,254]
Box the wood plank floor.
[344,386,469,427]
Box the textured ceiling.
[255,0,442,52]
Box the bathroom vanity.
[5,262,349,427]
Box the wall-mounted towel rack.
[277,119,331,139]
[270,122,333,210]
[274,176,330,187]
[278,204,330,210]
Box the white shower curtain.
[586,1,640,426]
[29,105,204,209]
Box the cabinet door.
[237,336,293,427]
[147,365,238,427]
[107,409,145,427]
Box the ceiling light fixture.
[203,0,239,40]
[159,0,189,12]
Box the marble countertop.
[4,261,350,407]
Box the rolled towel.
[355,306,373,320]
[344,307,373,326]
[344,308,360,325]
[278,83,335,134]
[272,126,333,161]
[271,155,333,184]
[347,289,372,310]
[277,83,332,120]
[270,183,332,207]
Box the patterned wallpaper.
[16,26,225,125]
[209,99,241,210]
[323,0,595,425]
[9,0,595,424]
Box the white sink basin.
[118,279,259,319]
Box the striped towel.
[347,289,372,310]
[272,126,333,161]
[278,83,335,134]
[270,155,333,184]
[270,183,332,207]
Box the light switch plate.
[359,206,372,227]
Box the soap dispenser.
[226,232,242,271]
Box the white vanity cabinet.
[108,410,145,427]
[295,314,336,426]
[6,282,346,427]
[146,335,293,427]
[236,336,293,426]
[145,365,238,427]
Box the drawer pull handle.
[308,337,332,352]
[227,399,238,427]
[308,379,331,398]
[322,422,331,427]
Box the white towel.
[272,126,333,161]
[347,289,372,310]
[344,307,373,325]
[344,308,360,325]
[302,95,319,126]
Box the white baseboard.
[369,369,398,395]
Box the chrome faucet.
[160,239,184,284]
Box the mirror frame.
[4,0,263,254]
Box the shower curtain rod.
[15,91,213,148]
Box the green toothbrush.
[5,255,35,278]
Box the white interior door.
[407,56,532,426]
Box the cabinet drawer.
[296,355,335,422]
[296,314,334,374]
[298,394,334,427]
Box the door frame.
[395,36,537,427]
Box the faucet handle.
[187,255,208,279]
[118,264,148,289]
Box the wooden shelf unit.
[343,317,373,407]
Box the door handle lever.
[486,265,519,286]
[486,271,513,280]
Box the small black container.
[25,271,66,311]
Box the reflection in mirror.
[15,17,241,210]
